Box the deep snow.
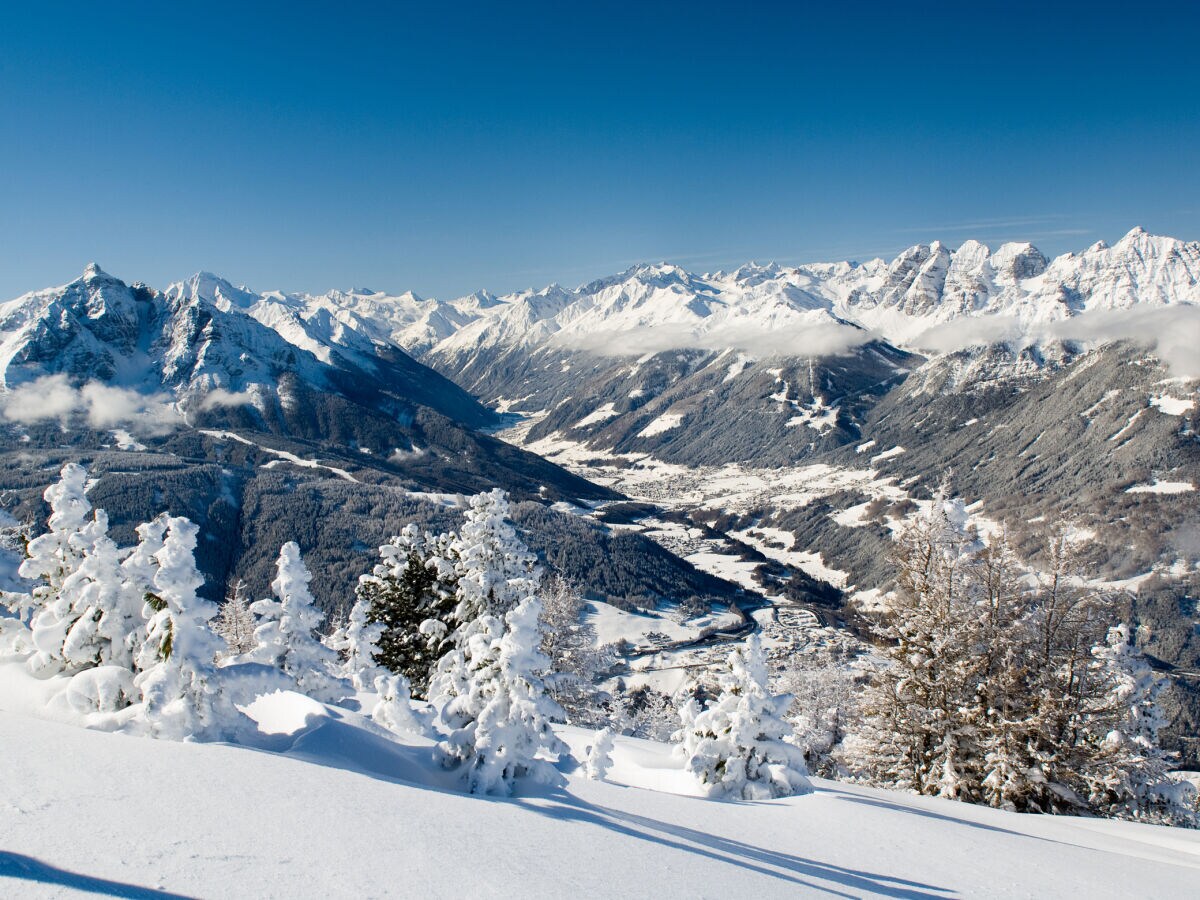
[2,688,1199,899]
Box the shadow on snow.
[0,851,195,899]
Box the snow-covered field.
[2,698,1198,899]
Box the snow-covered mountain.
[359,226,1196,359]
[1,231,1197,760]
[0,265,696,616]
[0,263,499,435]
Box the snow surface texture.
[1,701,1198,898]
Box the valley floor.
[3,701,1199,899]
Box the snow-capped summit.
[0,266,496,433]
[167,272,260,312]
[406,229,1197,366]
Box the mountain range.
[1,227,1197,757]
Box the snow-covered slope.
[3,703,1199,899]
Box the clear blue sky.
[2,1,1197,300]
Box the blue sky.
[1,1,1197,299]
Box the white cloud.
[1039,306,1200,378]
[1,375,180,434]
[0,374,79,422]
[198,387,256,410]
[911,316,1023,354]
[552,320,872,358]
[909,305,1200,378]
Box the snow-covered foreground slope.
[2,702,1198,899]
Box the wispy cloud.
[894,214,1071,235]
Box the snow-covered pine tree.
[354,524,457,698]
[134,516,232,740]
[1076,625,1195,825]
[58,528,130,669]
[539,574,617,726]
[847,492,987,800]
[428,489,542,710]
[340,596,387,691]
[214,579,256,660]
[676,634,810,800]
[585,726,616,781]
[0,516,36,643]
[250,542,349,704]
[438,593,567,795]
[120,515,165,615]
[451,489,540,621]
[371,671,422,736]
[20,464,110,675]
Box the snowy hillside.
[2,454,1196,899]
[3,702,1199,899]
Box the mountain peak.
[82,262,107,280]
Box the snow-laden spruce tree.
[539,574,618,726]
[354,524,458,698]
[676,634,811,800]
[250,542,349,704]
[429,489,542,709]
[372,671,422,736]
[49,521,154,715]
[0,516,35,655]
[438,594,567,794]
[1076,625,1195,825]
[847,491,987,800]
[134,516,233,740]
[58,528,133,668]
[585,726,616,781]
[120,515,166,616]
[339,596,387,691]
[214,579,256,659]
[451,489,540,621]
[431,490,565,794]
[20,464,111,675]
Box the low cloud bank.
[911,316,1023,355]
[911,305,1200,377]
[1,376,260,434]
[0,375,180,433]
[553,319,872,358]
[1042,306,1200,378]
[549,303,1200,376]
